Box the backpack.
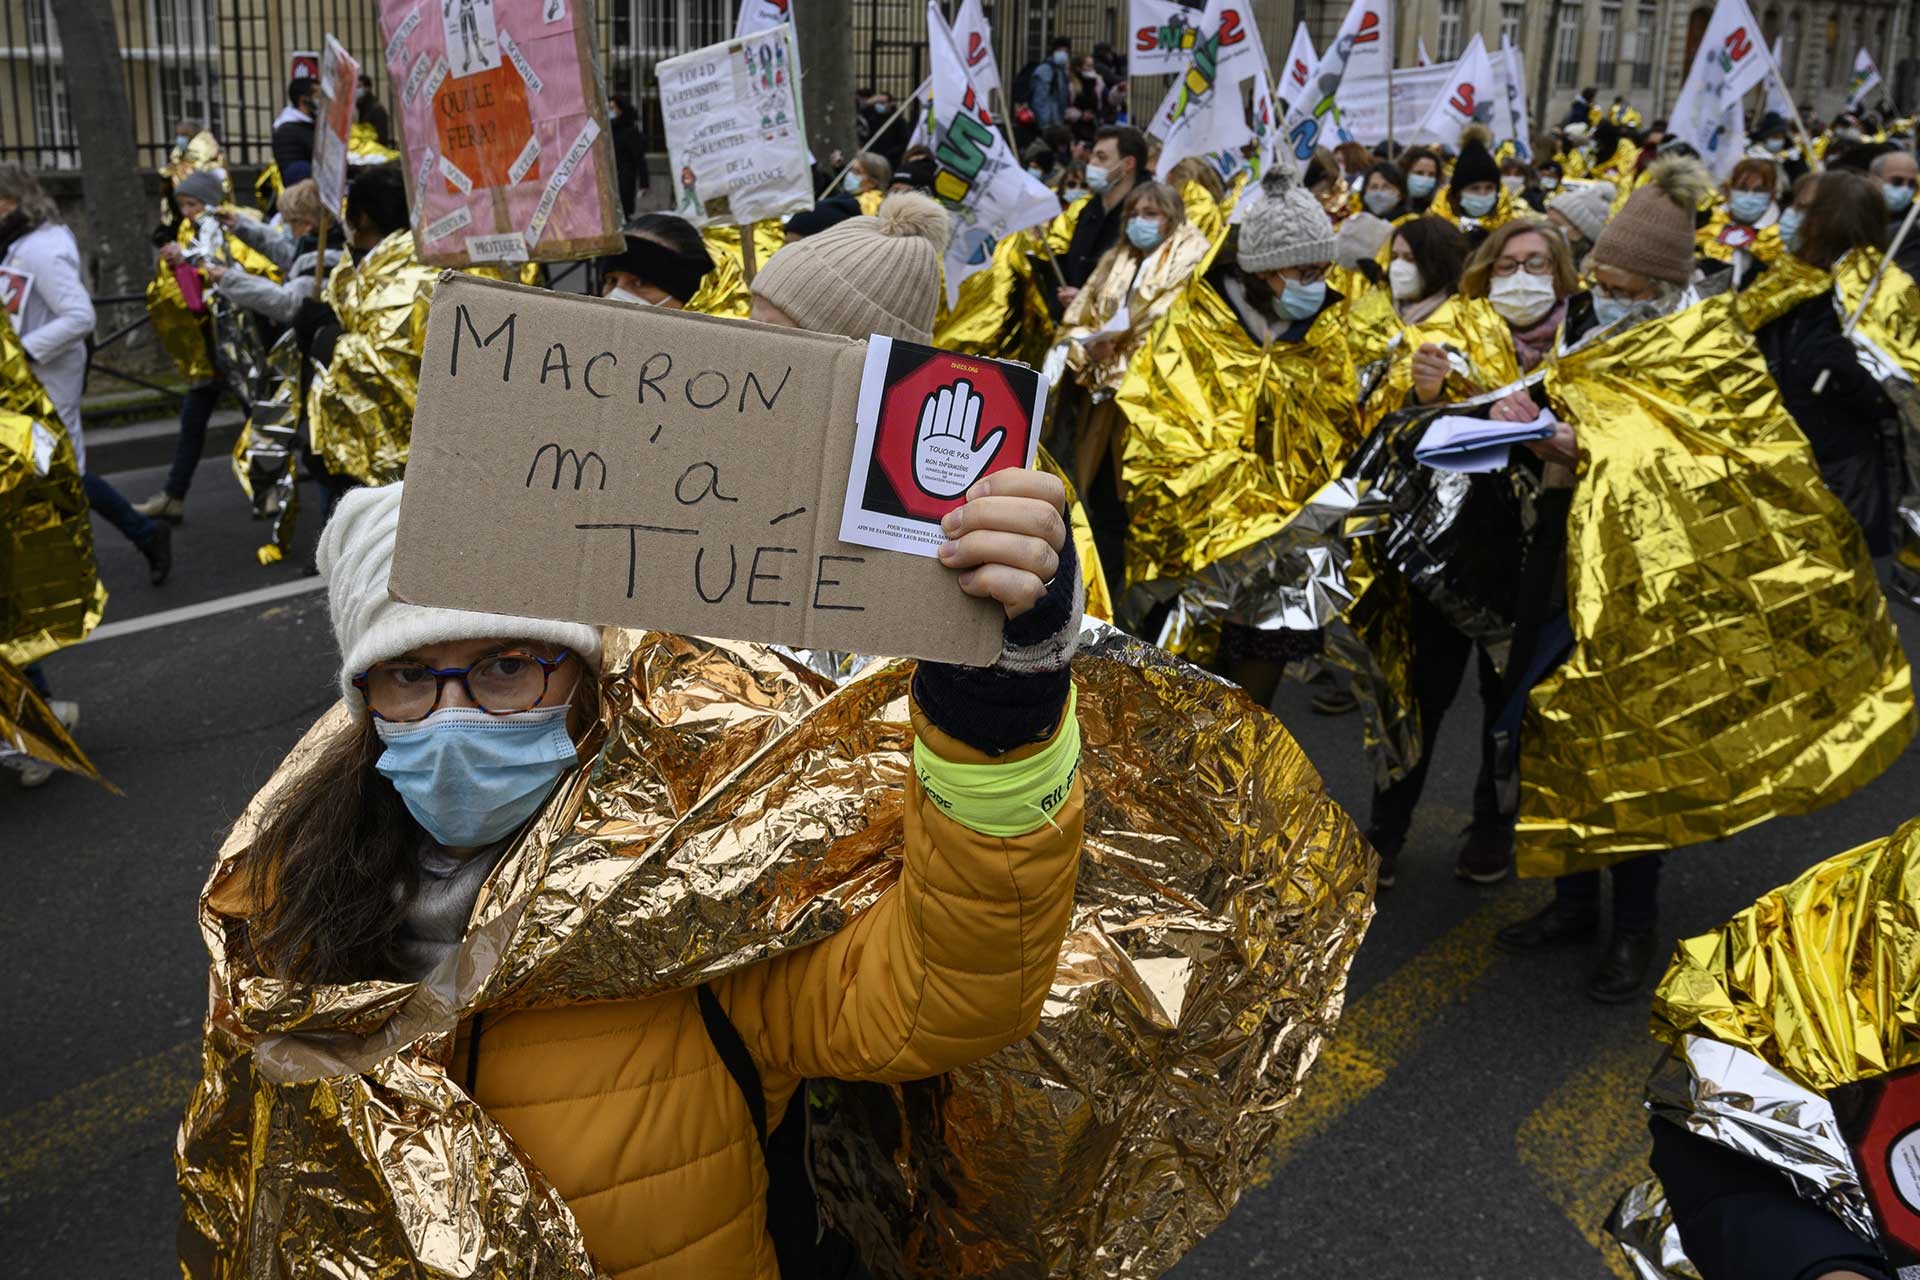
[697,985,870,1280]
[1010,59,1045,106]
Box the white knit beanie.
[1236,169,1337,273]
[316,483,604,711]
[750,192,952,341]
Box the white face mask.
[606,285,654,306]
[1501,175,1526,193]
[1488,272,1560,326]
[1387,259,1424,301]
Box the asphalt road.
[5,435,1917,1278]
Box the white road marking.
[85,577,327,643]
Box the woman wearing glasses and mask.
[1481,158,1909,1003]
[1117,167,1363,707]
[186,475,1086,1277]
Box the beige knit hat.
[317,483,603,712]
[751,192,952,342]
[1589,157,1711,286]
[1237,169,1336,273]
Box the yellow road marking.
[1515,1034,1667,1280]
[0,1036,200,1195]
[1257,881,1549,1181]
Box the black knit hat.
[1448,131,1499,199]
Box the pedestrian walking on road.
[0,163,170,585]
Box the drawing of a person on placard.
[678,164,700,214]
[441,0,501,76]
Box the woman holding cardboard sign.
[180,386,1085,1280]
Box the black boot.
[1586,927,1659,1004]
[1495,898,1598,952]
[141,521,173,586]
[1453,824,1514,884]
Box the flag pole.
[991,85,1069,290]
[822,79,929,197]
[1769,62,1823,171]
[1384,0,1396,156]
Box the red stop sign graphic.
[868,352,1034,523]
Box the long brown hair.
[1796,169,1890,270]
[242,719,422,984]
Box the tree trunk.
[794,0,855,172]
[50,3,152,308]
[1534,0,1562,126]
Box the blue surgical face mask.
[375,705,577,848]
[1086,163,1115,193]
[1764,137,1786,154]
[843,170,864,195]
[1278,278,1327,321]
[1362,188,1401,216]
[1064,187,1090,204]
[1126,215,1164,250]
[1728,191,1771,224]
[1052,49,1069,66]
[1591,291,1631,329]
[1886,183,1916,215]
[1460,190,1498,218]
[1408,173,1437,198]
[1777,207,1804,249]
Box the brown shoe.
[1453,824,1513,884]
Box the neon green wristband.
[913,689,1081,837]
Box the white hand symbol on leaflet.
[913,378,1006,499]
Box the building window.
[155,0,215,49]
[606,0,731,138]
[161,63,223,134]
[30,62,76,167]
[1555,4,1584,87]
[1632,1,1658,87]
[1500,3,1524,51]
[1437,0,1464,61]
[25,0,50,45]
[1596,3,1620,84]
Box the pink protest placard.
[314,35,359,217]
[378,0,622,266]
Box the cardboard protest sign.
[313,36,359,218]
[840,337,1045,556]
[378,0,622,266]
[657,23,813,228]
[1834,1065,1920,1268]
[390,275,1006,665]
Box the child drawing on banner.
[543,0,564,21]
[442,0,501,76]
[678,164,700,215]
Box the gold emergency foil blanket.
[0,652,103,784]
[147,259,217,383]
[1115,257,1362,623]
[1518,295,1916,877]
[307,229,440,485]
[1608,818,1920,1276]
[0,376,105,667]
[686,221,787,318]
[177,628,1375,1278]
[1057,223,1210,396]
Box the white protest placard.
[313,35,359,217]
[658,23,813,228]
[390,275,1007,666]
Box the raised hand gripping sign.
[841,338,1047,555]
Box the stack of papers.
[1413,408,1556,473]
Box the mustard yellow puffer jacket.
[457,703,1084,1279]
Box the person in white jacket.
[0,164,170,587]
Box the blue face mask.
[1727,191,1771,224]
[1126,216,1164,250]
[1460,190,1498,218]
[1887,184,1916,215]
[1064,187,1090,204]
[1408,173,1437,198]
[375,705,577,848]
[1278,278,1327,321]
[843,170,864,195]
[1052,50,1069,66]
[1591,292,1631,329]
[1777,207,1804,249]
